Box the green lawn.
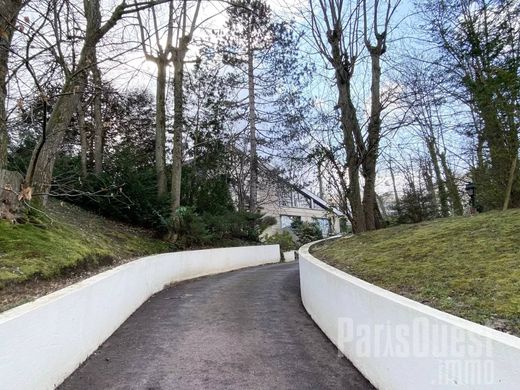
[311,210,520,337]
[0,201,171,289]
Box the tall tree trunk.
[422,159,438,213]
[362,50,382,231]
[0,168,23,221]
[327,25,366,233]
[26,73,88,203]
[389,160,400,214]
[170,53,186,215]
[359,0,395,230]
[439,151,463,215]
[135,1,174,198]
[92,60,103,175]
[169,0,200,232]
[77,103,88,177]
[426,138,449,216]
[155,59,167,197]
[339,86,365,233]
[0,0,24,169]
[503,156,517,210]
[247,38,258,212]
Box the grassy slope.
[311,210,520,336]
[0,200,171,289]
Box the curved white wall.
[299,240,520,390]
[0,245,279,390]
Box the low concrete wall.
[0,245,280,390]
[283,251,296,262]
[299,240,520,390]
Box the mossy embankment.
[311,210,520,336]
[0,201,172,311]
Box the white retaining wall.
[0,245,280,390]
[299,240,520,389]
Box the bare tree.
[0,0,25,169]
[399,64,464,216]
[25,0,170,205]
[135,0,176,196]
[308,0,365,232]
[170,0,201,218]
[91,59,104,175]
[362,0,400,229]
[308,0,400,232]
[77,102,88,177]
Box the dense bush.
[8,88,270,248]
[290,219,323,245]
[48,145,273,248]
[170,207,212,248]
[393,187,438,224]
[172,207,269,249]
[54,149,171,234]
[260,215,277,229]
[181,166,235,215]
[176,161,272,248]
[263,230,297,251]
[56,157,270,247]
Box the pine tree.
[220,0,304,212]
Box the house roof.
[186,144,346,218]
[297,187,344,217]
[257,159,345,218]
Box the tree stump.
[0,169,23,222]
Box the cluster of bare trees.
[1,0,203,224]
[133,0,202,228]
[390,64,464,217]
[1,0,306,232]
[1,0,518,233]
[298,0,519,230]
[383,0,519,218]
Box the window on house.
[292,192,312,209]
[316,218,331,236]
[280,215,301,229]
[278,188,314,209]
[279,193,292,207]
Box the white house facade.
[257,179,344,237]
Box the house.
[224,146,345,237]
[258,179,344,237]
[239,162,345,237]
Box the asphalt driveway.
[59,261,374,390]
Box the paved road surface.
[59,261,374,390]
